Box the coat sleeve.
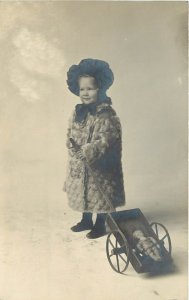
[81,111,122,164]
[63,110,76,192]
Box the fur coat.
[63,103,125,213]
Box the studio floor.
[0,163,187,300]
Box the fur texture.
[64,103,125,213]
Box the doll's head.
[133,229,145,240]
[67,58,114,103]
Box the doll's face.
[78,76,99,104]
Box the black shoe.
[71,220,93,232]
[86,225,107,239]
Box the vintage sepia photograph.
[0,1,188,300]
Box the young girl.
[63,58,125,239]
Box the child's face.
[79,77,99,105]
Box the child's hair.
[77,74,99,88]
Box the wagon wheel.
[150,222,172,255]
[106,230,130,274]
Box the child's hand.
[75,149,85,161]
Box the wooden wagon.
[105,209,172,274]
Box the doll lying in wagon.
[133,229,163,262]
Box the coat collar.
[74,99,113,123]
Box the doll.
[133,229,163,262]
[63,58,125,239]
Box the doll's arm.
[136,241,144,253]
[81,112,122,164]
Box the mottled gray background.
[0,2,188,300]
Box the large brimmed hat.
[66,58,114,96]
